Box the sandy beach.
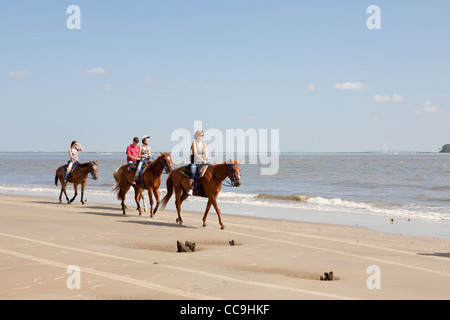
[0,192,449,300]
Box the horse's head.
[227,160,241,187]
[160,152,173,174]
[89,161,99,180]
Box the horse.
[113,153,173,216]
[54,161,99,204]
[113,167,148,212]
[160,160,241,229]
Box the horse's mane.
[79,162,93,168]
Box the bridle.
[204,163,241,187]
[88,162,98,179]
[226,163,241,187]
[149,155,172,174]
[161,156,172,174]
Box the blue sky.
[1,1,449,152]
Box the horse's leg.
[62,182,69,202]
[141,189,148,212]
[175,186,184,225]
[202,199,212,227]
[134,187,142,215]
[152,188,160,217]
[80,180,87,205]
[147,188,154,217]
[58,177,64,203]
[69,183,78,204]
[119,184,130,215]
[210,197,225,230]
[179,190,189,205]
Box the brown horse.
[113,167,148,212]
[54,161,99,204]
[113,153,173,216]
[160,160,242,229]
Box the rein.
[77,162,96,179]
[148,156,171,174]
[200,163,240,187]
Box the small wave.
[216,191,450,221]
[428,185,450,191]
[255,193,311,202]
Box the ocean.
[1,152,449,238]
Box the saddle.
[61,161,79,183]
[127,161,150,188]
[178,164,208,179]
[127,161,150,175]
[179,164,209,197]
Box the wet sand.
[0,193,449,300]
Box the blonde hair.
[193,130,204,140]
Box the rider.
[132,135,152,186]
[65,141,83,182]
[188,130,209,195]
[126,137,140,164]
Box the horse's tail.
[113,168,119,183]
[160,170,174,210]
[112,184,124,201]
[112,167,124,200]
[54,173,59,186]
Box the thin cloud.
[85,67,108,76]
[142,75,153,83]
[334,82,368,91]
[373,93,404,102]
[9,70,28,79]
[102,84,121,93]
[415,101,440,114]
[306,83,315,91]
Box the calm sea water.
[1,152,449,236]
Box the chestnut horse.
[113,167,148,212]
[160,160,241,229]
[113,153,173,216]
[54,161,99,204]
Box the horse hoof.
[220,225,225,230]
[176,218,183,225]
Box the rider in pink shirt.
[126,137,140,163]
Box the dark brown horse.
[113,153,173,216]
[54,161,99,204]
[160,160,241,229]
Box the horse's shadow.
[30,200,122,212]
[417,252,450,258]
[120,219,197,229]
[29,199,194,228]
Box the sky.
[1,0,449,153]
